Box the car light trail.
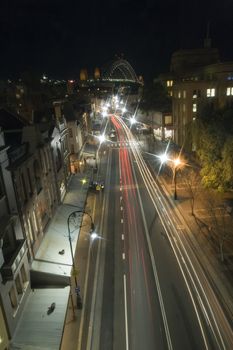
[112,115,173,350]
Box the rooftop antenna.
[204,21,211,48]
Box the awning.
[30,269,70,289]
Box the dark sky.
[0,0,233,80]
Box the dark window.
[56,147,62,172]
[0,172,4,199]
[33,160,42,194]
[27,168,33,195]
[21,173,27,202]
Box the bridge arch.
[102,59,139,83]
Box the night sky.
[0,0,233,81]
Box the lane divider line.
[123,274,129,350]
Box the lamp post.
[67,210,95,309]
[173,158,180,201]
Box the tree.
[140,81,171,113]
[183,167,201,216]
[192,105,233,191]
[202,191,233,262]
[221,136,233,189]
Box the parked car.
[89,180,105,191]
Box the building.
[53,101,71,200]
[0,129,31,342]
[160,47,233,151]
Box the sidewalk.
[139,134,233,321]
[11,169,93,350]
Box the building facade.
[0,132,31,341]
[160,48,233,151]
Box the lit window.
[193,103,197,112]
[178,91,181,98]
[183,104,186,112]
[226,87,233,96]
[183,90,186,98]
[169,91,173,97]
[164,115,172,124]
[207,88,215,97]
[166,80,173,87]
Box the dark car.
[89,180,105,191]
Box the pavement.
[10,168,94,350]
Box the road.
[80,115,233,349]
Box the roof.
[0,108,28,130]
[11,287,70,350]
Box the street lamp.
[67,210,95,309]
[157,152,184,200]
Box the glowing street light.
[81,178,87,185]
[130,116,136,125]
[158,153,168,164]
[174,158,181,167]
[122,107,127,114]
[90,231,98,241]
[98,134,105,144]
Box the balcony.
[0,239,27,281]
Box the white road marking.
[122,253,125,260]
[121,219,124,223]
[122,234,124,240]
[121,206,123,211]
[123,274,129,350]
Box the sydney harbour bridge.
[77,58,143,96]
